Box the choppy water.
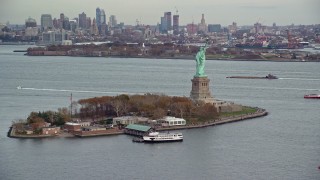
[0,45,319,180]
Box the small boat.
[226,74,278,79]
[16,86,22,90]
[143,131,183,143]
[304,94,320,99]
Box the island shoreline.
[8,108,267,139]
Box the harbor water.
[0,45,319,180]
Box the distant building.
[25,27,38,37]
[69,20,77,32]
[79,12,87,29]
[173,15,179,35]
[42,30,66,45]
[198,14,207,33]
[228,22,237,33]
[96,8,101,26]
[100,10,106,25]
[160,12,172,33]
[86,17,91,29]
[186,23,198,35]
[208,24,222,33]
[53,18,59,29]
[91,18,98,35]
[96,7,106,35]
[40,14,53,32]
[109,15,117,28]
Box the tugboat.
[226,74,278,79]
[265,74,278,79]
[142,131,183,143]
[304,94,320,99]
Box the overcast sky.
[1,0,319,26]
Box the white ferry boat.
[143,131,183,142]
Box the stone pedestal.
[190,76,214,104]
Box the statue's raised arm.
[195,39,209,77]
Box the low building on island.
[124,124,152,136]
[113,116,150,125]
[160,116,186,127]
[64,122,81,132]
[42,127,60,135]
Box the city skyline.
[1,0,319,26]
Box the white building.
[162,116,186,126]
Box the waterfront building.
[40,14,53,32]
[198,14,207,33]
[124,124,152,136]
[79,12,87,29]
[161,116,186,126]
[173,14,179,35]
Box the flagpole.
[70,93,72,118]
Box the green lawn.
[219,106,257,117]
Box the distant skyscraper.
[60,13,65,29]
[96,8,101,26]
[40,14,53,31]
[79,12,87,29]
[160,12,172,33]
[109,15,117,28]
[101,10,106,25]
[173,15,179,35]
[160,17,166,33]
[165,12,172,31]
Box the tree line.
[77,94,218,123]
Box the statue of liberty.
[195,40,209,77]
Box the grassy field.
[219,106,257,118]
